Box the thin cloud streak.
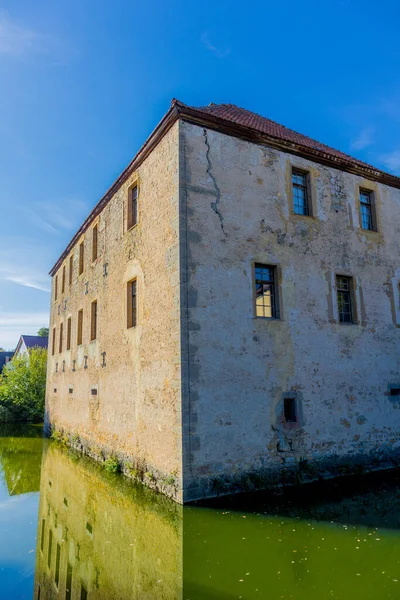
[201,32,230,59]
[0,11,47,57]
[379,150,400,174]
[350,127,374,151]
[0,11,77,64]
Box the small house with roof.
[14,335,48,359]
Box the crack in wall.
[203,128,227,236]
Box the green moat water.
[1,424,400,599]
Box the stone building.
[46,99,400,503]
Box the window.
[292,169,310,216]
[48,529,53,569]
[52,328,56,356]
[90,301,97,341]
[389,387,400,397]
[61,266,66,294]
[255,264,279,318]
[77,309,83,345]
[81,585,88,600]
[92,224,98,262]
[360,189,376,231]
[67,317,72,351]
[40,519,45,552]
[127,184,138,229]
[55,544,61,587]
[66,564,73,600]
[69,255,73,286]
[79,242,84,275]
[284,397,297,423]
[336,275,356,324]
[55,275,58,301]
[59,322,63,354]
[127,280,137,328]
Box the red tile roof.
[50,98,400,276]
[176,100,390,177]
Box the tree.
[0,348,47,422]
[37,327,49,337]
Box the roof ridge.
[188,102,383,174]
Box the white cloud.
[350,127,374,151]
[0,11,45,57]
[0,11,76,64]
[0,238,51,293]
[0,311,49,350]
[201,32,230,59]
[379,150,400,174]
[25,199,89,236]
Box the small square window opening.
[284,397,297,423]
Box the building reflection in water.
[34,443,182,600]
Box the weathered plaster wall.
[181,121,400,501]
[46,122,183,499]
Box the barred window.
[292,169,310,216]
[336,275,355,324]
[255,264,278,318]
[360,189,376,231]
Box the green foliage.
[0,348,47,422]
[37,327,49,337]
[104,456,120,473]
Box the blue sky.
[0,0,400,349]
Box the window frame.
[54,275,58,302]
[254,263,280,319]
[59,322,63,354]
[336,275,357,324]
[61,266,66,294]
[66,317,72,351]
[291,167,312,217]
[127,183,139,230]
[52,327,56,356]
[69,255,73,286]
[359,188,377,232]
[90,300,97,341]
[92,224,98,262]
[78,242,84,276]
[127,279,137,328]
[77,309,83,345]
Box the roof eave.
[49,101,182,276]
[177,104,400,189]
[49,100,400,277]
